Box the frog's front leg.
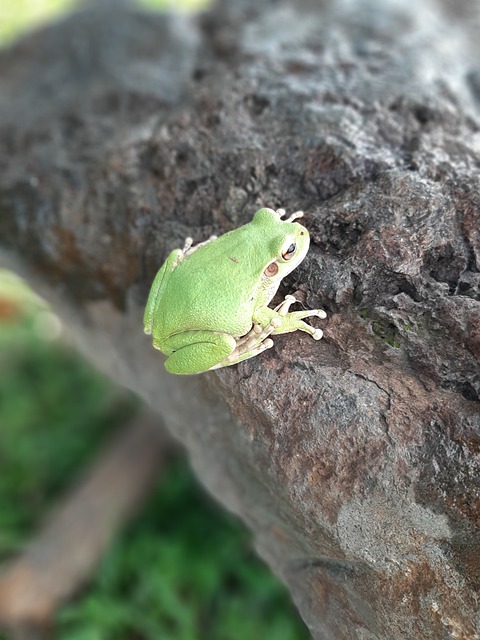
[213,295,326,369]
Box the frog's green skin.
[144,207,326,374]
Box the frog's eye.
[282,242,296,260]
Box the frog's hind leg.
[160,331,236,375]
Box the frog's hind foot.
[276,208,304,223]
[172,234,219,268]
[183,234,218,257]
[234,318,281,354]
[212,336,274,369]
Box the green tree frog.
[144,207,326,374]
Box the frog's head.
[252,208,310,281]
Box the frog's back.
[153,225,274,341]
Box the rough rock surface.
[0,0,479,638]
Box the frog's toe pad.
[312,328,323,340]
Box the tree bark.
[0,1,479,638]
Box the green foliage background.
[0,3,309,638]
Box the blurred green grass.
[57,462,309,640]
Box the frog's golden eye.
[282,242,296,260]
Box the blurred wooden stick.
[0,410,170,639]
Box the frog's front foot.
[255,295,327,340]
[274,294,298,316]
